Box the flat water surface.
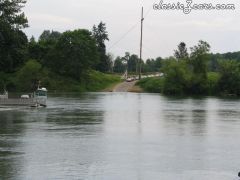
[0,93,240,180]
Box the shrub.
[207,72,220,95]
[137,77,164,93]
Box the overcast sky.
[23,0,240,59]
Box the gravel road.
[113,81,137,92]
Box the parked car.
[126,77,134,82]
[21,95,30,99]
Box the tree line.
[113,53,162,74]
[138,41,240,96]
[0,0,115,91]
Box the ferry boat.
[0,87,48,107]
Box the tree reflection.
[161,97,208,136]
[45,93,105,136]
[0,111,26,179]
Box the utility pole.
[139,7,144,80]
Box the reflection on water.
[0,111,26,179]
[0,93,240,179]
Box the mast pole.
[139,7,144,80]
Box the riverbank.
[103,80,143,93]
[0,63,121,93]
[137,75,240,97]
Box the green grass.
[42,70,121,92]
[84,71,121,91]
[137,77,164,93]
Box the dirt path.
[113,81,138,92]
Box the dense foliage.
[92,22,110,72]
[0,0,120,92]
[138,41,240,96]
[113,52,163,74]
[0,0,28,73]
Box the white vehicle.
[126,77,134,82]
[21,95,30,99]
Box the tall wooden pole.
[139,7,144,80]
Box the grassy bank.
[84,71,121,92]
[0,60,121,93]
[41,71,121,92]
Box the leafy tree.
[48,29,99,80]
[92,22,109,72]
[123,52,130,65]
[0,0,28,29]
[143,57,163,72]
[106,53,114,73]
[0,26,28,72]
[159,41,211,95]
[174,42,188,60]
[113,56,125,73]
[155,57,163,71]
[218,60,240,95]
[162,58,191,95]
[29,30,61,65]
[190,40,210,56]
[189,40,211,94]
[128,54,138,73]
[28,36,42,60]
[15,60,42,91]
[0,0,28,72]
[143,59,155,72]
[207,72,220,95]
[112,53,139,74]
[39,30,61,42]
[209,53,221,71]
[223,52,240,60]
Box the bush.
[207,72,220,95]
[161,59,192,95]
[15,60,42,91]
[137,77,164,93]
[218,60,240,95]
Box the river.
[0,92,240,180]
